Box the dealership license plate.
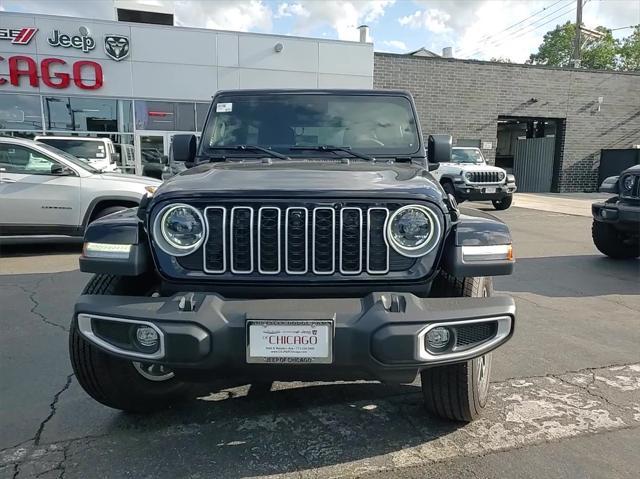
[246,320,333,364]
[485,187,497,193]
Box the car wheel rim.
[475,355,490,397]
[132,362,175,382]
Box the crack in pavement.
[33,443,69,479]
[4,362,640,478]
[494,360,640,384]
[12,281,69,333]
[554,371,627,410]
[34,374,74,446]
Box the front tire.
[69,274,193,413]
[422,275,494,422]
[492,195,513,210]
[592,220,640,259]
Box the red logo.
[0,28,38,45]
[0,55,103,90]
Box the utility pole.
[573,0,583,68]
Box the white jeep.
[35,136,121,173]
[432,147,517,210]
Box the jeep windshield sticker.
[216,103,233,113]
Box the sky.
[1,0,638,62]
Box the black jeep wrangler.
[592,164,640,259]
[72,89,516,422]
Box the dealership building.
[1,10,638,191]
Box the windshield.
[37,138,107,161]
[36,143,100,173]
[200,94,420,157]
[451,148,484,164]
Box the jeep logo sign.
[47,27,95,53]
[104,34,130,61]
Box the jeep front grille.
[202,204,397,276]
[467,171,501,183]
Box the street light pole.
[573,0,583,68]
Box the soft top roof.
[213,88,413,98]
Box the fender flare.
[82,195,141,230]
[442,209,515,277]
[438,174,461,183]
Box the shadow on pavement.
[499,254,640,298]
[0,242,82,258]
[86,380,462,477]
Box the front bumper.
[453,182,516,201]
[593,201,640,230]
[75,292,516,383]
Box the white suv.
[432,147,517,210]
[34,136,121,173]
[0,137,160,238]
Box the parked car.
[432,147,517,210]
[35,136,121,173]
[72,89,516,422]
[592,164,640,259]
[0,137,160,238]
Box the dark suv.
[592,164,640,259]
[71,89,516,422]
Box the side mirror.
[51,164,74,176]
[427,134,452,164]
[161,155,169,165]
[172,134,197,163]
[599,176,619,194]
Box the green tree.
[528,21,618,70]
[619,25,640,71]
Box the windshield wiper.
[290,145,374,161]
[208,145,291,160]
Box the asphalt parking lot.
[1,204,639,479]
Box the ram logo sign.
[104,34,130,61]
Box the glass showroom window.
[43,96,120,132]
[196,102,210,131]
[0,93,43,132]
[135,100,196,131]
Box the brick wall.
[374,53,640,192]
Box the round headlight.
[386,205,441,257]
[154,204,205,256]
[464,171,472,180]
[621,175,634,192]
[498,171,506,181]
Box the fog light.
[135,326,159,350]
[426,327,451,351]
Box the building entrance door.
[134,131,199,178]
[135,132,168,179]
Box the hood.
[155,160,443,200]
[439,162,504,173]
[99,172,162,186]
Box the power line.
[464,1,576,56]
[463,1,577,58]
[611,25,637,31]
[466,0,567,48]
[458,0,574,56]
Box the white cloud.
[282,1,395,41]
[174,0,273,32]
[381,39,407,51]
[403,0,638,63]
[398,8,451,34]
[275,2,310,19]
